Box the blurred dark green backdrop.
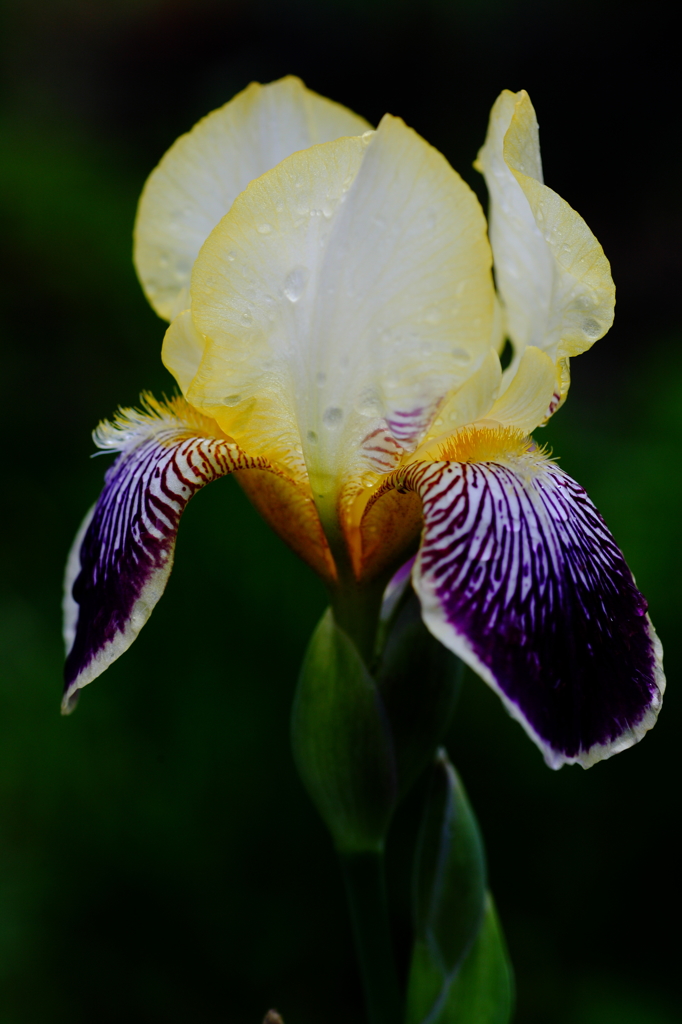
[1,0,679,1021]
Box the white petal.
[476,90,615,373]
[134,76,371,321]
[184,115,495,507]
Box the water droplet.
[322,201,335,219]
[356,391,382,417]
[581,318,601,337]
[283,266,309,303]
[227,251,237,262]
[323,407,343,427]
[451,347,471,364]
[424,306,441,325]
[222,394,241,406]
[257,223,272,234]
[306,430,318,444]
[241,311,253,325]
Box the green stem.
[330,581,385,666]
[340,850,403,1024]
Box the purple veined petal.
[380,555,417,622]
[399,457,665,769]
[62,398,268,714]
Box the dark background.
[0,0,679,1021]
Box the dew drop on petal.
[257,223,273,234]
[451,347,472,365]
[582,318,601,337]
[307,430,318,444]
[223,394,241,406]
[323,407,343,427]
[283,267,309,303]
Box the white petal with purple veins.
[398,454,664,768]
[62,398,268,712]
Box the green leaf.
[376,594,462,796]
[407,750,512,1023]
[442,894,514,1024]
[291,608,397,854]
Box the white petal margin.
[62,397,268,713]
[134,76,371,321]
[475,90,615,379]
[396,455,664,769]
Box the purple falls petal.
[400,457,664,768]
[62,399,262,712]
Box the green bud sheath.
[376,594,462,797]
[406,750,513,1024]
[291,608,398,854]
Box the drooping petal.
[134,76,371,321]
[182,114,494,516]
[475,90,615,393]
[63,395,333,711]
[386,449,664,768]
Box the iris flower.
[63,77,664,769]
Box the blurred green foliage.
[0,0,679,1021]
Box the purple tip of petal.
[408,458,664,768]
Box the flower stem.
[339,850,403,1024]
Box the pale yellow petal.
[162,309,206,394]
[486,345,557,433]
[188,115,495,512]
[416,348,501,451]
[134,76,371,321]
[490,292,507,355]
[476,90,615,368]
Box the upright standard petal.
[134,76,371,321]
[181,114,494,520]
[475,90,615,390]
[63,395,334,711]
[372,432,664,768]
